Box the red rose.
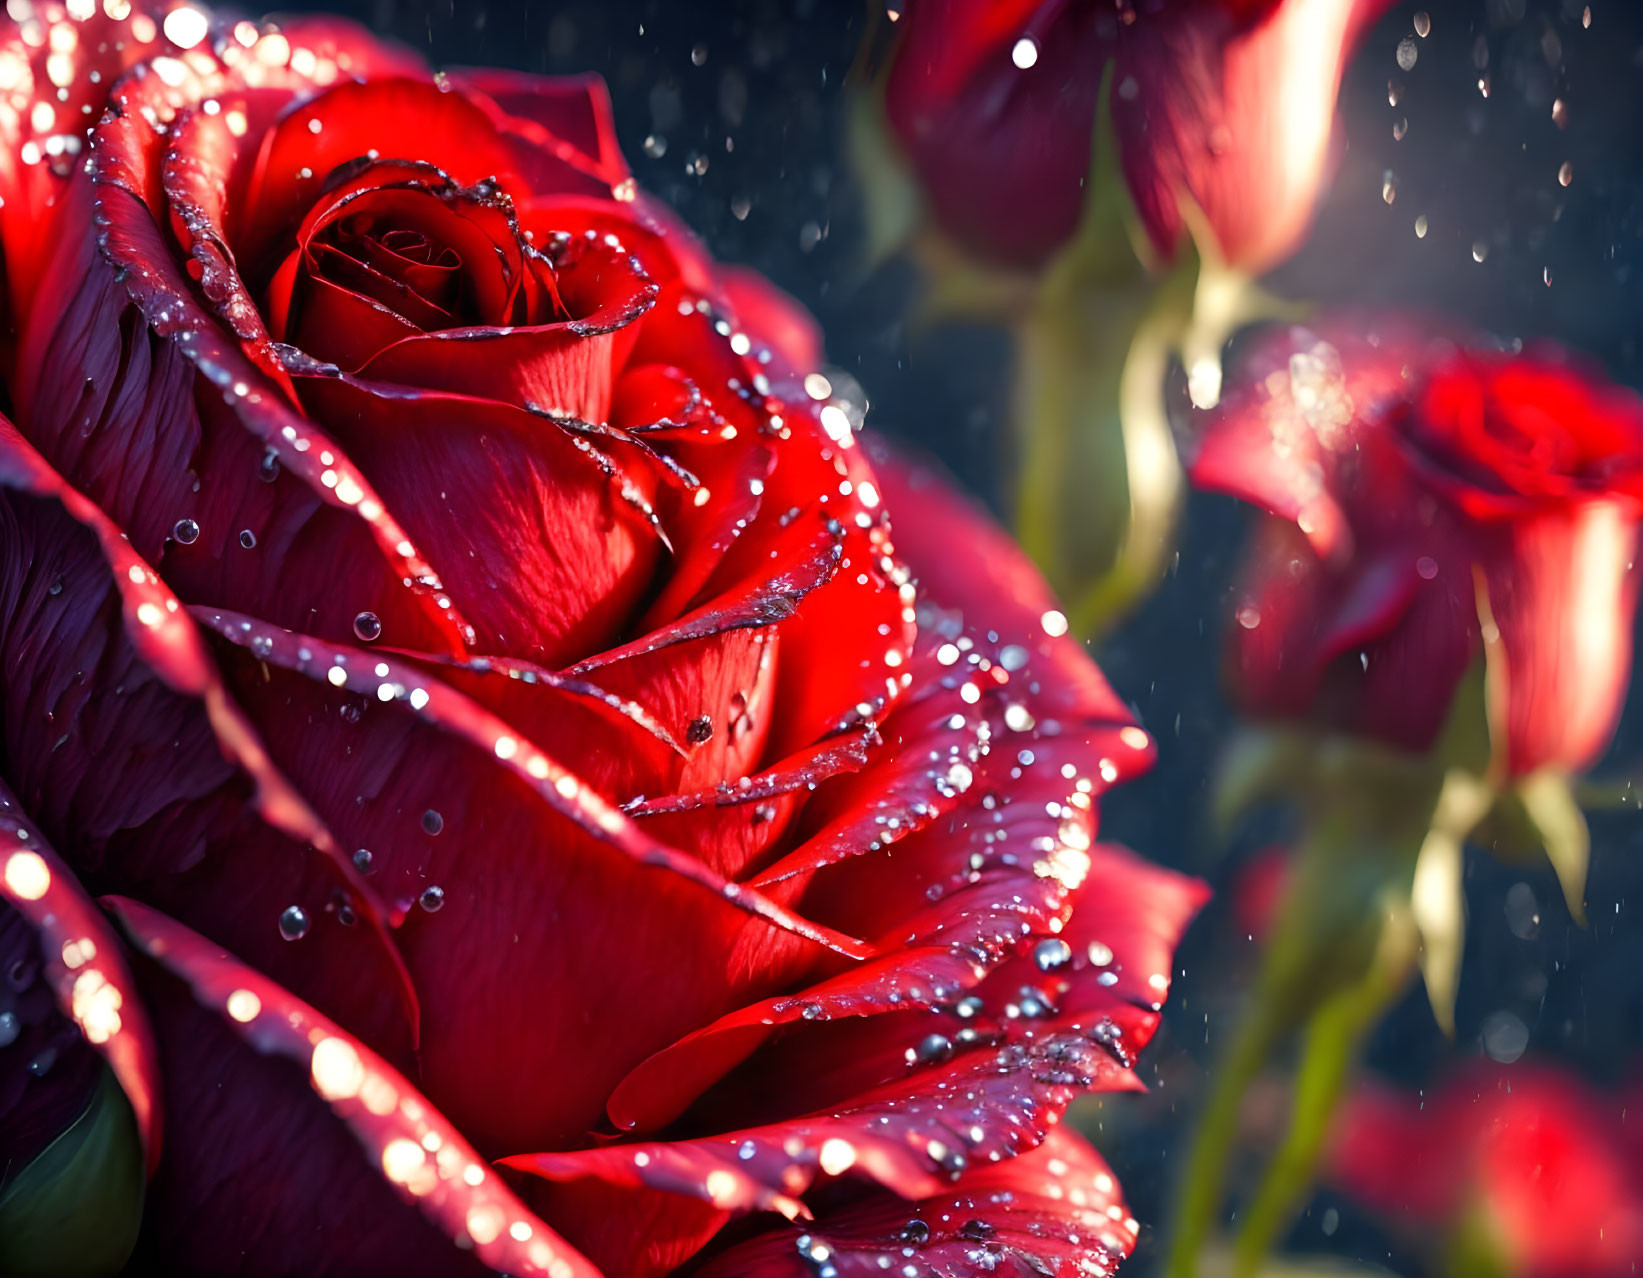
[1190,320,1643,774]
[0,4,1204,1274]
[1327,1064,1643,1276]
[883,0,1393,272]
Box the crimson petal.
[0,795,160,1169]
[693,1126,1135,1278]
[109,898,600,1278]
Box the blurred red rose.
[882,0,1394,273]
[0,4,1204,1274]
[1328,1063,1643,1276]
[1190,320,1643,774]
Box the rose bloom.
[1328,1063,1643,1277]
[1189,319,1643,774]
[0,4,1205,1275]
[882,0,1395,273]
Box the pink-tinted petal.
[1115,0,1397,271]
[0,794,160,1168]
[110,898,600,1278]
[1480,499,1641,774]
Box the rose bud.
[0,4,1204,1274]
[1191,319,1643,777]
[1328,1064,1643,1277]
[882,0,1395,274]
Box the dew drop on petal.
[418,885,445,913]
[1034,937,1073,970]
[421,809,444,836]
[352,611,382,642]
[172,518,200,545]
[278,904,310,941]
[239,529,258,549]
[352,848,374,874]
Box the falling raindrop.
[278,904,310,940]
[1396,36,1418,71]
[353,611,382,642]
[1558,161,1573,187]
[1472,240,1489,263]
[1413,11,1431,37]
[172,517,200,544]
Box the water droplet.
[352,848,374,874]
[1396,36,1418,70]
[1544,266,1554,286]
[1505,882,1541,939]
[1034,938,1073,970]
[1010,36,1038,69]
[1558,160,1573,187]
[27,1046,56,1077]
[642,133,667,158]
[900,1219,930,1244]
[1552,97,1569,128]
[1416,555,1439,580]
[0,1011,16,1046]
[258,451,281,482]
[913,1032,954,1065]
[418,885,445,913]
[1481,1009,1529,1063]
[1392,117,1408,141]
[1381,170,1397,204]
[172,518,200,544]
[279,904,310,940]
[421,809,444,836]
[353,611,382,642]
[1413,10,1431,37]
[1472,241,1489,263]
[239,529,258,549]
[686,715,714,745]
[1415,214,1429,238]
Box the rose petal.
[109,898,599,1278]
[0,797,160,1168]
[692,1126,1135,1277]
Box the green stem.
[1231,912,1417,1277]
[1165,989,1292,1278]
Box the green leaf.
[0,1067,145,1277]
[1514,768,1591,927]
